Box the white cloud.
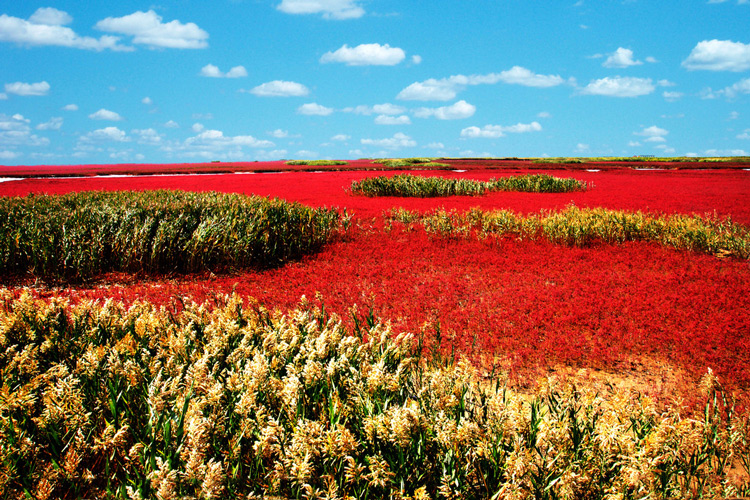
[537,111,551,118]
[249,80,310,97]
[276,0,365,19]
[0,93,6,100]
[414,100,476,120]
[132,128,163,145]
[0,11,130,51]
[184,129,274,149]
[397,66,565,101]
[0,113,50,148]
[62,104,78,111]
[361,132,416,149]
[83,126,130,142]
[320,43,406,66]
[4,81,50,96]
[200,64,247,78]
[295,150,319,158]
[714,78,750,98]
[164,120,179,128]
[142,96,153,105]
[331,134,350,141]
[634,125,669,142]
[426,142,445,149]
[460,121,542,138]
[344,103,406,115]
[28,7,73,26]
[682,40,750,71]
[575,143,590,153]
[192,123,205,133]
[374,114,411,125]
[89,109,123,121]
[738,129,750,140]
[0,150,20,159]
[603,47,642,68]
[663,91,684,101]
[269,129,289,138]
[297,103,334,115]
[94,10,209,49]
[703,148,748,156]
[36,117,63,130]
[579,76,655,97]
[729,111,740,120]
[411,55,422,64]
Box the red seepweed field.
[3,158,750,498]
[1,158,748,403]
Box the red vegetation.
[1,160,749,400]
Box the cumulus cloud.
[249,80,310,97]
[682,40,750,71]
[344,103,406,115]
[711,77,750,99]
[460,121,542,138]
[269,129,289,138]
[397,66,566,101]
[374,114,411,125]
[141,96,153,105]
[164,120,179,128]
[0,113,50,148]
[579,76,655,97]
[62,104,78,111]
[36,117,63,130]
[29,7,73,26]
[0,9,130,51]
[89,109,123,121]
[297,103,334,115]
[663,91,684,101]
[132,128,163,145]
[634,125,669,142]
[4,81,50,96]
[361,132,416,149]
[276,0,365,19]
[94,10,209,49]
[200,64,247,78]
[320,43,406,66]
[331,134,350,141]
[414,100,476,120]
[82,126,130,142]
[184,129,274,149]
[603,47,643,68]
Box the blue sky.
[1,0,749,165]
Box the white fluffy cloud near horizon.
[397,67,566,101]
[413,100,476,120]
[460,121,542,138]
[320,43,406,66]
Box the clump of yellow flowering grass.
[1,292,748,499]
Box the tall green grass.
[351,174,587,197]
[387,206,750,258]
[0,190,347,281]
[0,292,747,499]
[285,160,349,166]
[372,158,452,169]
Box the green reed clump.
[372,158,452,169]
[351,174,587,197]
[0,190,347,281]
[0,292,747,499]
[285,160,349,166]
[386,206,750,258]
